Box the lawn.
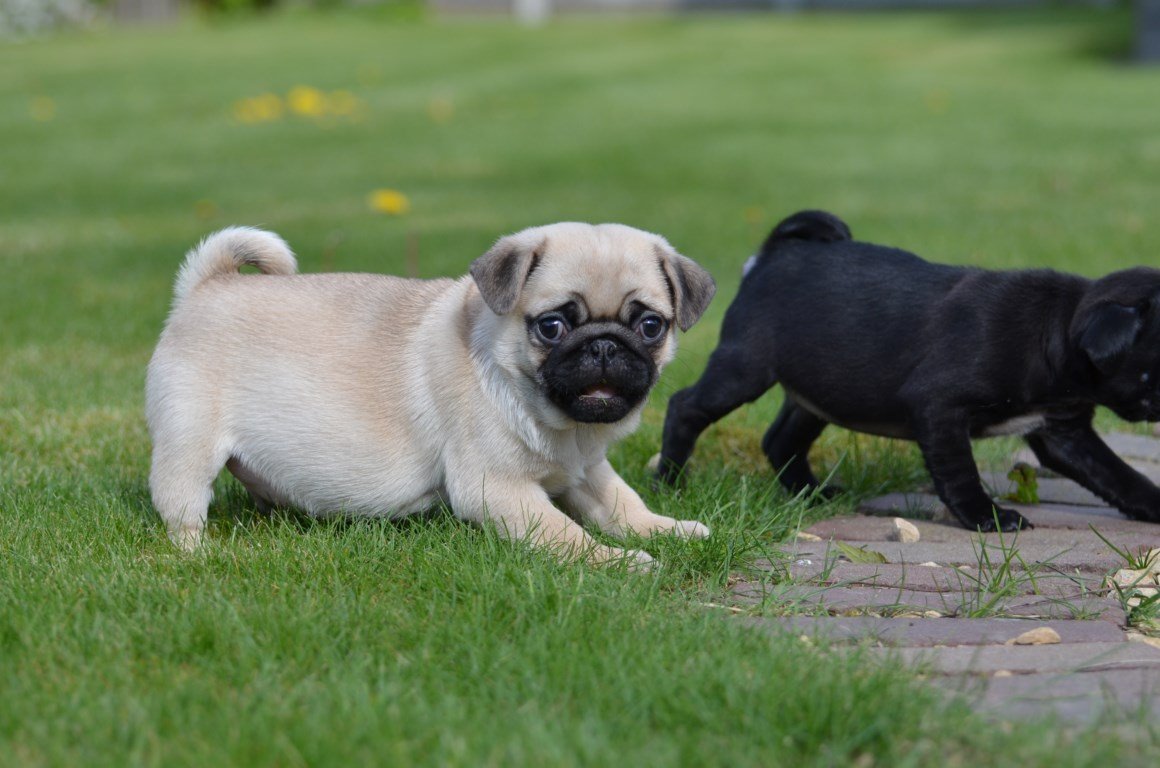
[3,6,1160,765]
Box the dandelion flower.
[287,86,327,117]
[368,189,411,216]
[253,93,284,121]
[233,93,284,124]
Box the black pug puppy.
[657,210,1160,532]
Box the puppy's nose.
[587,338,619,365]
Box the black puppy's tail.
[767,210,852,245]
[743,210,852,279]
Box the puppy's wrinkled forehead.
[522,223,673,319]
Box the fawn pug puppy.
[147,223,715,568]
[658,209,1160,533]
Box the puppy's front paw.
[628,514,710,539]
[976,506,1033,533]
[671,519,711,539]
[625,548,657,572]
[594,546,655,572]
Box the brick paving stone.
[1102,432,1160,463]
[782,537,1128,573]
[732,583,1125,622]
[858,493,948,520]
[1001,594,1127,623]
[1128,459,1160,484]
[733,582,976,614]
[739,616,1127,646]
[981,472,1105,507]
[867,641,1160,675]
[1005,506,1160,545]
[930,670,1160,723]
[806,514,973,543]
[785,561,1099,598]
[1010,503,1135,529]
[856,492,1131,527]
[741,431,1160,722]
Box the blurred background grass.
[3,6,1157,487]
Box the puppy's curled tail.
[173,226,297,303]
[767,210,852,245]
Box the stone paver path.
[730,431,1160,723]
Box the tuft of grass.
[1091,526,1160,633]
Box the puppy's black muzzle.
[541,323,657,424]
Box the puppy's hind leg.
[147,400,230,550]
[657,345,777,484]
[762,399,833,497]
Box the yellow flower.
[287,86,327,117]
[233,93,284,124]
[368,189,411,216]
[253,93,284,121]
[29,96,55,122]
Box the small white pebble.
[890,517,920,543]
[1006,627,1061,646]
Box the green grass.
[4,7,1160,765]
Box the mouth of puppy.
[580,385,619,401]
[546,380,644,423]
[565,383,635,422]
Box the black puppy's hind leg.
[658,345,777,485]
[762,399,833,497]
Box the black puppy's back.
[730,212,970,428]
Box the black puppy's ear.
[470,235,544,316]
[656,244,716,331]
[1078,303,1143,372]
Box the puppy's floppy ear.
[1077,302,1143,372]
[470,235,544,316]
[656,244,716,331]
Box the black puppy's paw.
[975,506,1034,533]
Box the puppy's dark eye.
[534,313,570,345]
[636,313,667,342]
